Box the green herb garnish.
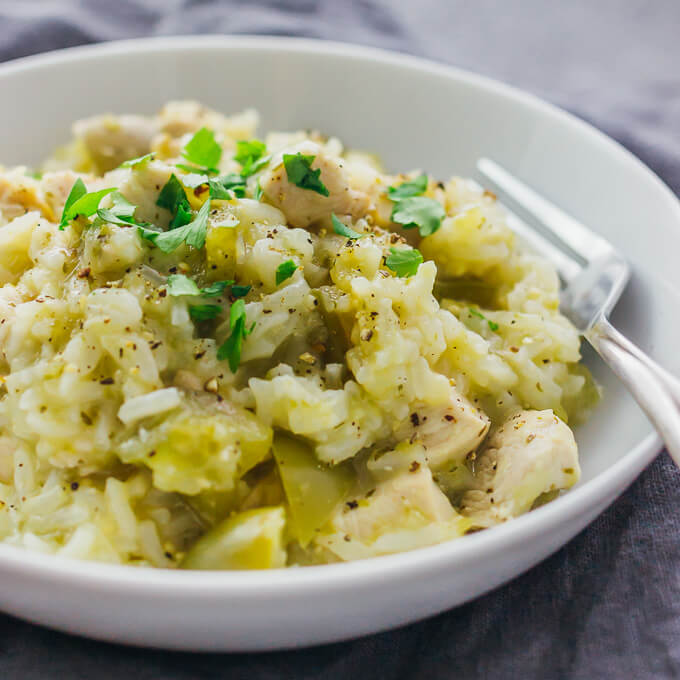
[391,196,445,237]
[189,304,223,322]
[217,299,255,373]
[386,174,444,237]
[60,179,87,227]
[166,275,237,298]
[387,174,428,200]
[276,260,297,285]
[156,174,187,211]
[174,163,203,174]
[96,191,145,227]
[140,199,211,253]
[468,308,499,332]
[156,174,193,228]
[331,213,364,240]
[180,127,222,174]
[60,179,116,229]
[200,280,233,297]
[385,247,423,277]
[283,153,329,196]
[234,139,270,177]
[61,177,87,224]
[166,274,201,296]
[182,172,247,200]
[231,284,251,298]
[172,203,193,229]
[119,153,155,169]
[179,173,209,189]
[253,179,263,201]
[212,174,248,199]
[105,192,136,218]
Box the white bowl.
[0,36,676,652]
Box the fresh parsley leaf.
[182,172,247,200]
[180,173,210,189]
[157,174,188,212]
[181,127,222,174]
[97,212,139,227]
[107,192,137,218]
[60,181,116,229]
[220,173,248,191]
[189,304,223,321]
[385,247,423,277]
[211,174,247,199]
[387,175,444,237]
[140,227,186,253]
[166,275,234,298]
[468,307,499,332]
[234,139,270,177]
[276,260,297,285]
[172,202,194,229]
[60,178,87,227]
[253,179,263,201]
[157,174,193,228]
[228,299,246,328]
[138,226,162,245]
[331,213,364,239]
[68,188,117,219]
[234,139,265,164]
[119,153,154,169]
[166,274,201,296]
[176,198,210,250]
[217,298,255,373]
[200,280,234,297]
[283,153,329,196]
[175,163,206,174]
[391,196,445,237]
[217,328,242,372]
[231,284,251,298]
[140,199,211,253]
[387,174,428,200]
[96,191,144,227]
[25,169,43,180]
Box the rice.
[0,101,597,569]
[117,387,181,425]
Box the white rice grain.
[117,387,181,425]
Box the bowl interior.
[0,37,675,505]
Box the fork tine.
[476,158,613,264]
[471,175,581,281]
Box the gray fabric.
[0,1,678,677]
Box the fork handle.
[588,316,680,466]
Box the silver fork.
[477,158,680,466]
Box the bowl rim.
[0,34,671,596]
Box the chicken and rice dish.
[0,102,597,569]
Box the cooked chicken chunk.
[0,212,39,284]
[157,100,258,140]
[260,141,371,228]
[111,161,175,226]
[40,170,83,218]
[73,114,158,173]
[330,465,456,543]
[461,409,579,525]
[393,386,490,470]
[0,170,54,223]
